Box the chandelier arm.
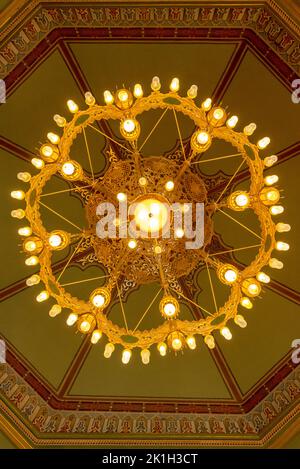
[208,243,262,257]
[190,153,242,165]
[82,127,95,182]
[61,274,109,287]
[169,286,214,317]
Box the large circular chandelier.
[11,77,291,365]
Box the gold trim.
[0,411,32,449]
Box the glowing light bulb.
[186,336,196,350]
[11,190,25,200]
[25,256,39,266]
[49,304,62,318]
[204,335,215,349]
[265,188,280,202]
[128,239,137,249]
[226,115,238,129]
[117,192,127,202]
[196,131,209,145]
[26,274,40,287]
[92,294,105,308]
[118,90,129,102]
[141,349,150,364]
[67,99,78,113]
[276,241,289,251]
[31,158,44,169]
[264,174,278,186]
[36,290,49,303]
[17,172,31,182]
[91,330,102,344]
[79,320,91,333]
[41,144,54,158]
[24,240,37,252]
[234,315,247,328]
[11,209,25,219]
[243,123,256,136]
[157,342,167,356]
[104,90,114,104]
[172,337,182,351]
[138,177,147,187]
[247,283,260,296]
[104,343,115,358]
[62,162,75,176]
[49,234,62,248]
[84,91,95,106]
[123,119,136,133]
[151,76,161,91]
[235,193,249,208]
[47,132,60,144]
[201,98,212,111]
[165,180,174,192]
[240,297,253,309]
[256,272,270,284]
[269,258,284,269]
[133,84,143,98]
[213,108,224,120]
[264,155,278,167]
[66,313,78,326]
[163,302,176,317]
[122,349,132,364]
[175,228,184,239]
[170,77,179,92]
[221,327,232,340]
[258,137,270,149]
[187,85,198,99]
[276,223,291,233]
[18,226,32,237]
[154,245,162,254]
[53,114,66,127]
[224,269,238,283]
[270,205,284,215]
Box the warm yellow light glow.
[85,91,95,106]
[133,197,169,234]
[235,193,249,207]
[26,274,40,286]
[24,240,37,252]
[201,98,212,111]
[276,223,291,233]
[104,343,115,358]
[242,278,261,297]
[117,192,127,202]
[18,226,32,237]
[62,162,75,176]
[11,209,25,219]
[196,131,209,145]
[213,108,224,120]
[218,264,238,285]
[49,304,62,318]
[175,228,184,239]
[228,191,250,211]
[224,269,238,283]
[257,137,270,149]
[128,239,137,249]
[204,335,215,349]
[154,245,162,254]
[36,290,49,302]
[260,187,280,204]
[118,90,129,102]
[25,256,39,266]
[91,330,102,344]
[133,84,143,98]
[160,296,179,319]
[163,302,176,317]
[276,241,290,251]
[269,258,283,269]
[267,189,280,201]
[79,320,91,333]
[243,123,256,136]
[104,90,114,104]
[47,132,60,145]
[264,174,278,186]
[90,287,111,309]
[123,119,136,133]
[264,155,278,167]
[92,293,105,307]
[41,144,53,158]
[165,180,174,191]
[256,272,270,284]
[151,76,161,91]
[157,342,167,356]
[11,190,25,200]
[49,234,62,248]
[172,337,183,351]
[138,177,147,187]
[67,99,78,113]
[221,327,232,340]
[66,313,78,326]
[17,172,31,182]
[234,315,247,328]
[141,349,150,364]
[226,115,238,128]
[240,297,253,309]
[122,349,132,364]
[53,114,66,127]
[170,77,180,92]
[187,85,198,99]
[270,205,284,215]
[186,335,196,350]
[31,158,44,169]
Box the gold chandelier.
[11,77,291,365]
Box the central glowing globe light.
[133,196,169,236]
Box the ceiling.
[0,0,299,448]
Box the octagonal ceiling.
[0,0,299,449]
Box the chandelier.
[11,77,291,365]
